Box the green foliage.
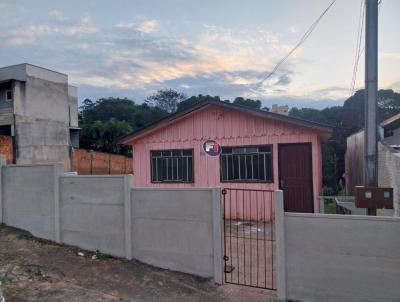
[176,94,262,112]
[177,94,222,112]
[80,119,133,154]
[233,97,262,109]
[145,89,186,113]
[290,89,400,194]
[324,202,337,214]
[95,250,112,261]
[79,97,168,155]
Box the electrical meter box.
[355,186,393,209]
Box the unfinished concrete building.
[0,63,79,169]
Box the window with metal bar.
[220,146,273,182]
[151,149,193,182]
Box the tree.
[177,94,222,112]
[79,97,168,155]
[289,89,400,194]
[145,89,186,113]
[233,97,262,110]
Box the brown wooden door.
[278,143,314,213]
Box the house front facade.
[119,101,332,214]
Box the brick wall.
[71,148,133,175]
[0,135,13,164]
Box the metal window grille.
[220,146,272,182]
[151,149,193,182]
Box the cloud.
[276,74,291,86]
[379,52,400,60]
[1,15,98,46]
[49,9,67,21]
[0,14,314,102]
[115,19,159,34]
[138,20,159,33]
[78,43,89,49]
[288,25,299,34]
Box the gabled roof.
[118,100,333,144]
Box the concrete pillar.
[124,175,133,260]
[0,155,5,224]
[275,190,287,301]
[212,188,223,284]
[54,164,64,243]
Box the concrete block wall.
[275,190,400,302]
[0,162,222,283]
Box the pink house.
[119,101,332,215]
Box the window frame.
[5,89,13,102]
[150,148,194,183]
[219,144,274,183]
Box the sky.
[0,0,399,109]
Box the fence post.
[90,151,94,175]
[275,190,287,301]
[108,154,112,175]
[53,164,64,243]
[0,155,5,224]
[319,196,325,214]
[124,175,133,260]
[212,187,223,284]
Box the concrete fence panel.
[131,188,222,281]
[1,163,63,241]
[59,175,130,258]
[275,189,400,302]
[0,162,222,282]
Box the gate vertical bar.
[242,189,246,285]
[236,189,239,284]
[230,189,233,283]
[275,190,286,300]
[271,191,274,289]
[222,189,227,283]
[249,190,252,286]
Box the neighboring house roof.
[380,112,400,130]
[347,112,400,140]
[118,100,333,144]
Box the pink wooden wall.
[131,105,323,215]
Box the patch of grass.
[95,250,112,261]
[324,202,337,214]
[16,233,34,240]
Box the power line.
[244,0,337,99]
[350,0,365,96]
[349,0,382,96]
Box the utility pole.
[364,0,378,215]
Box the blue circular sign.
[203,140,222,156]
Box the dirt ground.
[0,224,276,302]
